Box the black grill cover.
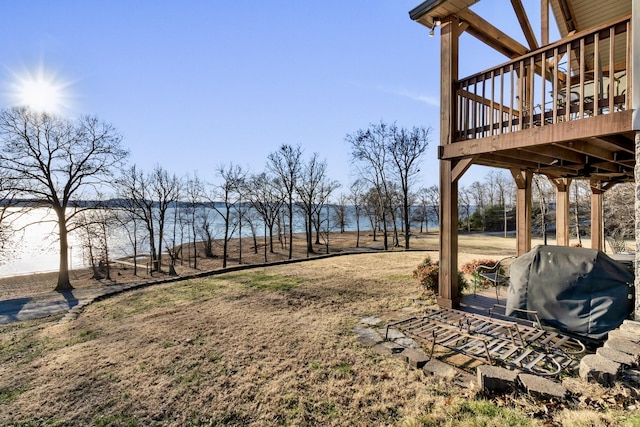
[506,245,634,341]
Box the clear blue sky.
[0,1,545,193]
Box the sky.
[0,0,550,194]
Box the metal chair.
[475,256,517,303]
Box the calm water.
[0,206,437,277]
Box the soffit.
[550,0,631,36]
[410,0,480,28]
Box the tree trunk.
[192,225,198,269]
[238,206,242,264]
[222,206,229,268]
[287,201,293,259]
[269,223,275,253]
[55,208,73,291]
[382,211,388,250]
[355,214,360,248]
[403,201,410,249]
[306,212,314,254]
[157,228,164,272]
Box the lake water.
[0,206,438,277]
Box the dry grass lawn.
[0,232,635,426]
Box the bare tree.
[414,187,429,233]
[165,178,184,274]
[0,169,18,259]
[296,153,326,254]
[313,178,340,245]
[114,165,179,274]
[494,171,515,237]
[267,145,302,259]
[199,206,218,259]
[347,122,393,250]
[571,180,591,245]
[533,174,553,244]
[247,172,284,255]
[389,124,431,249]
[470,181,486,231]
[152,167,180,272]
[0,107,128,290]
[113,197,145,276]
[183,172,205,269]
[363,186,383,242]
[459,186,472,233]
[332,193,349,234]
[74,205,117,280]
[210,164,246,268]
[423,185,440,232]
[348,180,366,247]
[604,182,634,240]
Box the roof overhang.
[409,0,480,28]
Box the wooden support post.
[553,178,571,246]
[438,159,459,308]
[511,169,532,255]
[437,16,461,309]
[541,0,549,46]
[590,180,603,251]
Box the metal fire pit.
[386,307,585,376]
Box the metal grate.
[386,307,585,376]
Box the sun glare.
[9,66,72,114]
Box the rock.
[372,341,405,356]
[621,320,640,334]
[401,348,430,369]
[360,316,382,326]
[604,337,640,359]
[607,329,640,345]
[424,359,458,379]
[477,365,519,393]
[579,354,621,386]
[382,327,406,341]
[392,337,419,349]
[596,346,637,367]
[518,373,567,400]
[354,326,383,347]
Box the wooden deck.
[459,286,507,316]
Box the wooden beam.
[511,0,538,50]
[557,0,578,34]
[456,8,529,59]
[452,157,474,182]
[563,140,628,163]
[541,0,549,46]
[591,135,635,155]
[442,111,633,158]
[524,145,585,164]
[503,148,557,164]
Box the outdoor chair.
[474,256,517,303]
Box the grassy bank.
[0,244,636,425]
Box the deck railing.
[455,15,631,142]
